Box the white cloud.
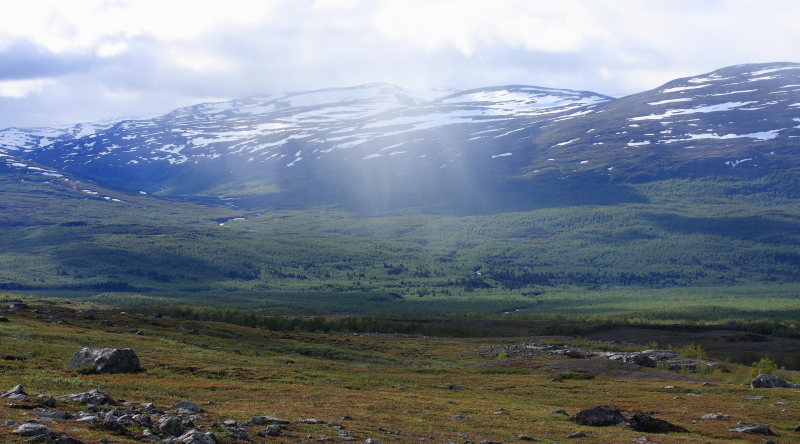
[0,79,50,98]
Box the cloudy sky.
[2,0,800,127]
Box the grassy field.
[1,299,800,443]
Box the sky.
[2,0,800,127]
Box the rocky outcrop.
[751,374,800,388]
[571,405,628,426]
[67,347,141,373]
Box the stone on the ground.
[102,416,126,433]
[9,302,28,311]
[364,439,383,444]
[701,413,730,420]
[172,400,203,412]
[174,429,217,444]
[571,405,628,426]
[59,389,115,405]
[13,423,51,437]
[66,347,141,374]
[629,412,688,433]
[728,423,776,435]
[53,437,86,444]
[1,384,26,397]
[567,431,587,438]
[751,374,800,388]
[257,424,282,436]
[159,416,184,436]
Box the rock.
[66,347,141,374]
[551,409,569,415]
[794,424,800,432]
[567,431,587,438]
[9,302,28,311]
[249,415,290,425]
[364,439,383,444]
[102,416,126,433]
[298,418,324,424]
[0,316,9,322]
[36,395,57,407]
[76,415,99,425]
[451,414,467,421]
[159,416,184,437]
[174,429,217,444]
[480,441,501,444]
[172,400,203,412]
[571,405,627,426]
[513,435,534,441]
[13,423,51,437]
[728,423,776,435]
[52,437,86,444]
[257,424,281,436]
[1,384,26,397]
[752,374,800,388]
[59,389,115,405]
[4,419,20,425]
[629,412,688,433]
[222,419,237,427]
[701,413,730,420]
[762,440,777,444]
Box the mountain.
[4,63,799,213]
[1,83,613,212]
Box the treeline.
[115,304,494,337]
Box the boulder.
[13,423,51,437]
[751,374,800,388]
[728,423,776,435]
[53,437,86,444]
[67,347,141,373]
[629,412,688,433]
[59,389,115,405]
[159,416,185,437]
[571,405,628,426]
[9,302,28,311]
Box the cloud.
[1,0,800,127]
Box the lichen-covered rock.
[172,400,203,412]
[67,347,141,374]
[159,415,185,437]
[174,429,217,444]
[629,411,688,433]
[571,405,628,426]
[1,384,26,397]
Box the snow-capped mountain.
[524,62,800,180]
[2,62,799,211]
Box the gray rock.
[59,389,115,405]
[513,435,534,441]
[629,412,688,433]
[728,423,775,435]
[102,416,126,433]
[174,429,217,444]
[364,439,383,444]
[751,374,800,388]
[4,419,20,426]
[76,415,99,425]
[571,405,627,426]
[257,424,281,437]
[566,431,586,438]
[451,414,467,421]
[551,409,569,415]
[1,384,26,397]
[159,416,184,437]
[0,316,9,322]
[66,347,141,373]
[298,418,324,424]
[9,302,28,311]
[36,395,57,407]
[13,423,51,437]
[701,413,730,420]
[172,400,203,412]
